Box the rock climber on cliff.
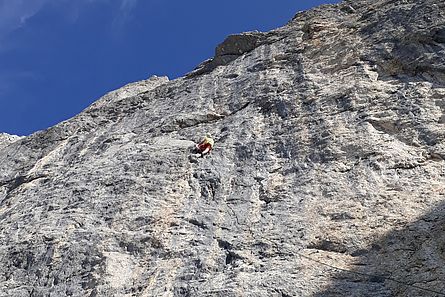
[194,133,214,157]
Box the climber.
[194,133,214,157]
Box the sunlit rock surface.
[0,133,22,149]
[1,0,445,296]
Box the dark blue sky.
[0,0,340,136]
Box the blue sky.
[0,0,340,136]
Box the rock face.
[0,133,22,150]
[1,0,445,296]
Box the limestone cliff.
[0,133,22,150]
[1,0,445,296]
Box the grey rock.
[188,32,266,77]
[1,0,445,296]
[0,133,22,149]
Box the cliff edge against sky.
[1,0,445,296]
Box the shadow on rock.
[313,201,445,297]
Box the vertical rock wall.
[1,0,445,296]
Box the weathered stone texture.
[0,133,22,150]
[1,0,445,296]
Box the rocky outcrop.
[1,0,445,296]
[188,32,266,77]
[0,133,22,150]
